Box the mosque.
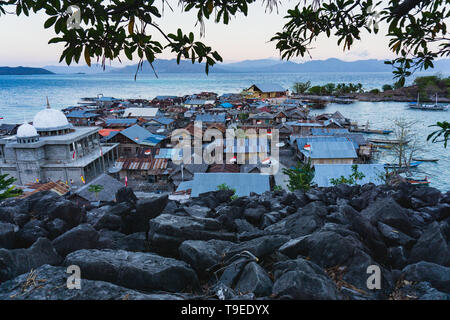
[0,101,119,186]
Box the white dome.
[33,108,70,131]
[17,122,38,138]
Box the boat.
[408,93,448,111]
[384,161,422,169]
[406,177,431,186]
[412,158,439,162]
[350,121,393,134]
[375,144,393,149]
[369,138,407,145]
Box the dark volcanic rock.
[48,200,85,228]
[44,218,69,240]
[0,207,15,224]
[272,258,340,299]
[243,206,267,225]
[15,220,49,248]
[377,222,416,248]
[148,214,236,256]
[179,239,234,275]
[0,265,184,300]
[411,187,441,207]
[401,262,450,293]
[0,238,61,281]
[235,262,273,297]
[224,235,290,260]
[64,249,200,293]
[395,281,449,300]
[121,195,168,234]
[0,222,16,249]
[52,224,100,257]
[387,246,408,270]
[408,222,449,266]
[94,213,122,231]
[115,187,138,206]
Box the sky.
[0,2,397,67]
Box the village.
[0,82,407,204]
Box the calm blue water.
[0,72,448,191]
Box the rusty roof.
[21,181,70,198]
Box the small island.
[0,66,54,75]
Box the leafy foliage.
[88,184,103,201]
[282,160,315,192]
[306,82,363,95]
[0,174,22,200]
[329,164,365,186]
[292,81,311,94]
[217,183,237,200]
[382,84,393,91]
[427,121,449,148]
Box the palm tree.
[88,184,104,201]
[0,174,22,200]
[427,121,450,148]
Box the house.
[295,136,357,165]
[179,173,270,197]
[109,125,167,157]
[184,99,215,108]
[111,158,170,186]
[66,110,100,126]
[104,118,138,129]
[146,117,175,130]
[207,164,240,173]
[70,173,124,205]
[195,114,227,125]
[121,108,161,119]
[169,163,209,187]
[313,164,385,187]
[245,83,287,99]
[286,121,324,135]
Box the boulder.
[234,262,272,297]
[401,262,450,293]
[394,281,449,300]
[44,218,69,240]
[27,191,61,219]
[0,264,184,300]
[0,238,61,281]
[408,222,449,266]
[0,222,16,249]
[15,220,49,248]
[377,222,416,248]
[264,207,324,238]
[0,207,15,224]
[148,214,236,256]
[179,239,234,275]
[52,224,100,257]
[224,235,290,261]
[64,249,199,293]
[115,187,138,206]
[94,213,121,231]
[184,205,211,219]
[121,195,168,234]
[387,246,408,270]
[272,258,340,299]
[411,187,441,207]
[48,200,85,228]
[243,206,267,226]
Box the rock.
[224,235,290,261]
[13,213,30,228]
[219,257,252,288]
[48,200,85,228]
[387,246,408,270]
[179,240,234,276]
[408,222,449,266]
[27,191,61,218]
[184,205,211,219]
[15,220,49,248]
[116,232,148,252]
[148,214,236,256]
[108,202,134,216]
[377,222,416,248]
[234,262,272,297]
[44,218,69,240]
[401,262,450,293]
[115,187,138,206]
[94,213,121,231]
[411,187,441,207]
[395,281,449,300]
[216,206,245,231]
[243,206,267,225]
[0,238,61,281]
[214,190,235,203]
[0,265,184,300]
[121,195,168,234]
[52,224,100,257]
[210,282,237,300]
[0,222,16,249]
[361,197,414,236]
[272,258,340,299]
[64,249,199,293]
[260,212,285,229]
[0,207,15,224]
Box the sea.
[0,72,449,191]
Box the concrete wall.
[45,145,70,161]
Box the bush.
[370,89,380,94]
[382,84,393,91]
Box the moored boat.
[369,138,407,144]
[406,176,431,186]
[384,161,422,169]
[412,158,439,162]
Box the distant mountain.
[44,64,118,74]
[221,59,282,71]
[110,59,230,74]
[0,66,54,75]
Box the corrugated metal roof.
[297,136,357,159]
[120,125,153,144]
[66,111,99,118]
[74,173,124,202]
[313,164,385,187]
[106,119,138,125]
[311,128,350,135]
[190,173,270,197]
[195,114,226,123]
[122,108,160,118]
[114,158,168,173]
[252,83,286,93]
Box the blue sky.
[0,2,396,67]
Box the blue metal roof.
[220,102,234,108]
[190,173,270,197]
[286,121,323,127]
[252,83,286,93]
[106,119,138,125]
[143,133,166,146]
[296,136,357,159]
[120,125,153,144]
[151,117,175,125]
[66,111,99,118]
[195,114,226,123]
[311,128,349,136]
[155,96,178,100]
[313,164,385,187]
[177,180,194,192]
[185,99,211,105]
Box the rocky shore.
[0,183,449,300]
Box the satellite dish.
[157,129,165,133]
[276,142,285,148]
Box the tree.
[282,160,315,192]
[292,81,311,94]
[427,121,449,148]
[390,118,423,169]
[0,1,447,82]
[0,174,22,200]
[88,184,104,201]
[382,84,393,92]
[330,164,365,186]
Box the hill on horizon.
[0,66,54,75]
